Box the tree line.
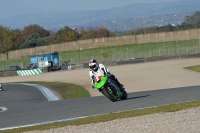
[0,11,200,53]
[0,25,116,53]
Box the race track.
[1,58,200,130]
[1,83,200,130]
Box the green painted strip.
[33,69,39,74]
[19,71,23,76]
[30,70,35,75]
[21,71,26,76]
[27,70,32,75]
[20,71,24,76]
[17,71,21,76]
[37,68,42,73]
[23,71,27,76]
[24,70,29,75]
[18,71,23,76]
[23,70,28,76]
[17,68,44,76]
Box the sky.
[0,0,180,18]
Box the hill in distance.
[0,0,199,32]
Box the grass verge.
[15,81,91,100]
[184,65,200,73]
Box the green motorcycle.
[93,76,128,102]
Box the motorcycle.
[93,76,128,102]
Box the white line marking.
[0,116,86,131]
[21,83,59,101]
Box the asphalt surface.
[0,84,200,130]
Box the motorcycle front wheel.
[102,86,117,102]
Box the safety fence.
[60,39,200,65]
[0,39,200,71]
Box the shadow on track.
[126,95,150,100]
[115,95,151,102]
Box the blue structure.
[30,52,61,70]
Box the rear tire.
[120,89,128,100]
[102,86,117,102]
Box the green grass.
[15,81,91,99]
[26,81,90,99]
[185,65,200,72]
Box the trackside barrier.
[17,68,44,76]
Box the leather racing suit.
[89,63,123,90]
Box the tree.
[109,32,117,37]
[0,26,14,53]
[43,26,80,44]
[20,34,47,49]
[80,28,114,39]
[56,26,80,42]
[36,38,47,47]
[196,21,200,28]
[56,26,72,36]
[67,30,80,41]
[22,24,50,40]
[11,29,24,49]
[183,11,200,28]
[176,22,193,30]
[44,34,60,44]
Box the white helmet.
[89,59,98,71]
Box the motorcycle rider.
[88,59,124,91]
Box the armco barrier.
[17,68,44,76]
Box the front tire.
[102,86,117,102]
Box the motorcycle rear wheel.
[120,89,128,100]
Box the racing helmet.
[89,59,98,71]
